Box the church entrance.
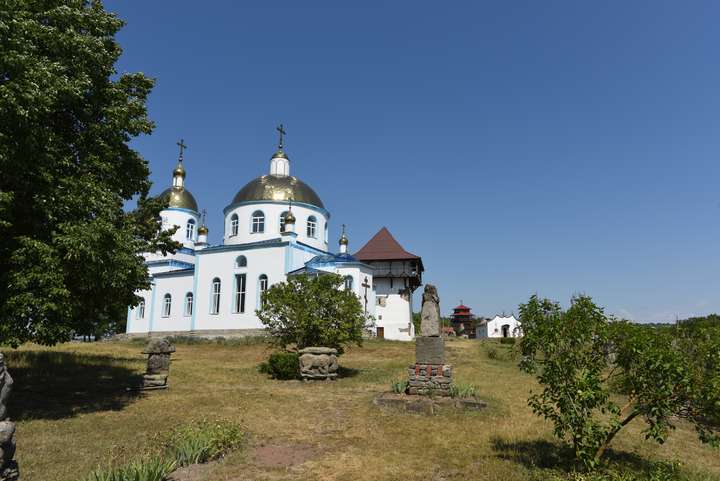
[501,324,510,338]
[376,327,384,339]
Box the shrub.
[449,383,477,398]
[161,419,245,466]
[259,351,300,380]
[256,274,369,354]
[390,379,408,394]
[486,346,499,360]
[499,337,516,345]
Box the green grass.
[8,338,720,481]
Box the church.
[126,129,424,341]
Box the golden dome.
[198,225,208,235]
[271,150,289,160]
[173,162,186,177]
[339,234,349,246]
[231,175,324,209]
[160,187,198,212]
[284,210,296,224]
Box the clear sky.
[107,0,720,321]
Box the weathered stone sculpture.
[298,347,338,380]
[407,284,454,396]
[0,354,18,481]
[142,338,176,390]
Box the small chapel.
[126,128,424,341]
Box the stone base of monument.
[299,347,338,381]
[142,373,169,390]
[407,363,453,396]
[373,392,487,416]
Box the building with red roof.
[451,302,475,337]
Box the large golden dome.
[231,175,324,209]
[159,187,199,212]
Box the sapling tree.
[519,295,720,469]
[256,274,369,354]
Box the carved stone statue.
[419,284,441,337]
[141,338,176,389]
[298,347,338,380]
[0,353,18,481]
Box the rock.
[141,338,175,389]
[298,347,338,380]
[0,354,17,480]
[419,284,441,337]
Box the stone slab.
[415,337,445,364]
[373,392,487,416]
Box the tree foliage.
[256,274,368,354]
[0,1,177,346]
[519,295,720,470]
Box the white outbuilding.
[476,315,522,339]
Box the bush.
[390,379,408,394]
[486,346,499,360]
[256,274,368,354]
[259,351,300,380]
[499,337,516,345]
[449,382,478,398]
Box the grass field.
[9,338,720,481]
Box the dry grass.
[9,338,720,481]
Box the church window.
[258,274,268,308]
[324,223,328,243]
[137,300,145,319]
[251,211,265,233]
[307,216,317,238]
[186,219,196,240]
[279,211,289,232]
[344,276,353,290]
[230,214,239,236]
[162,294,171,317]
[211,278,221,314]
[236,255,247,268]
[184,292,193,316]
[234,274,246,313]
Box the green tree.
[0,1,177,346]
[519,295,720,469]
[256,274,368,354]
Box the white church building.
[126,133,424,341]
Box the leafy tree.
[256,274,368,354]
[519,295,720,469]
[0,1,177,346]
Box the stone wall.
[407,363,453,396]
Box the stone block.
[415,337,445,364]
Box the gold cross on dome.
[276,124,286,149]
[176,138,188,161]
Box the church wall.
[150,273,195,332]
[161,207,200,249]
[127,288,152,333]
[193,245,287,331]
[223,202,328,251]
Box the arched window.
[230,213,239,237]
[344,276,354,291]
[258,274,268,308]
[251,211,265,233]
[162,294,171,317]
[210,278,221,314]
[137,299,145,319]
[184,292,193,316]
[186,219,196,240]
[324,223,328,243]
[307,216,317,238]
[236,255,247,268]
[279,211,289,233]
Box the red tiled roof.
[354,227,422,264]
[454,304,471,311]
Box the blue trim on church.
[165,207,199,215]
[147,259,195,270]
[222,199,331,219]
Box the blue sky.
[107,1,720,321]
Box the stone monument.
[407,284,453,396]
[298,347,338,381]
[141,338,176,390]
[0,354,18,481]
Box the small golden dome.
[231,175,324,209]
[270,149,289,160]
[198,225,208,235]
[173,162,186,178]
[159,187,198,212]
[285,210,296,224]
[339,234,349,246]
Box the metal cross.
[176,138,188,161]
[361,276,371,316]
[276,124,286,149]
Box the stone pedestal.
[142,338,175,390]
[415,336,445,364]
[407,363,453,396]
[298,347,338,380]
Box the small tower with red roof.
[451,302,475,337]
